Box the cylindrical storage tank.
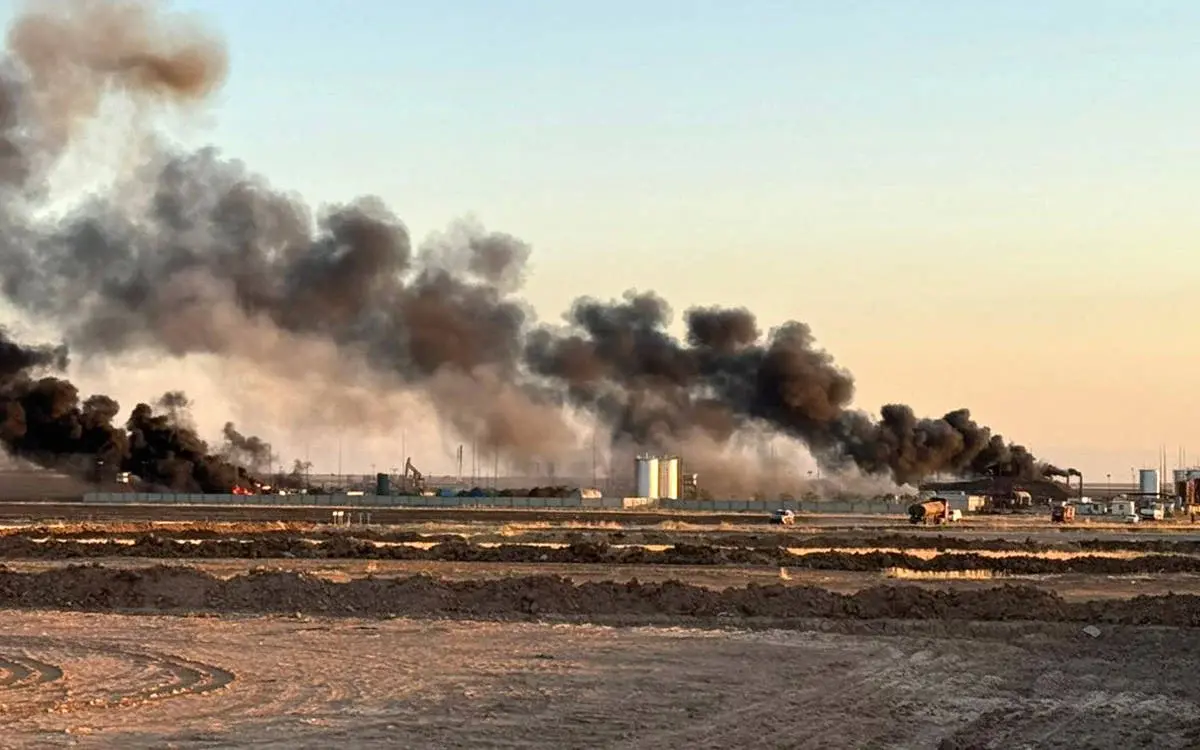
[659,457,680,500]
[1139,469,1158,497]
[635,456,660,498]
[375,472,390,496]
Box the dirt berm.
[1,564,1200,627]
[6,536,1200,575]
[18,526,1200,555]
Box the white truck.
[1139,503,1165,521]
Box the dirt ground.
[0,612,1196,749]
[9,533,1200,578]
[9,499,1200,538]
[4,509,1200,748]
[6,557,1200,602]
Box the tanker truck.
[908,499,950,525]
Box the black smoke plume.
[524,293,1055,485]
[220,421,271,474]
[0,328,256,491]
[0,0,1060,492]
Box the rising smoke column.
[0,328,256,491]
[525,291,1055,484]
[0,0,576,466]
[0,0,1056,489]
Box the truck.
[982,489,1034,514]
[769,509,796,525]
[909,499,950,525]
[1051,504,1076,523]
[1138,503,1165,521]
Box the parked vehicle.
[1139,504,1165,521]
[1051,504,1076,523]
[769,509,796,525]
[909,500,950,525]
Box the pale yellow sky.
[7,0,1200,483]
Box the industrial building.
[1174,468,1200,507]
[634,454,683,500]
[918,477,1072,505]
[916,489,988,514]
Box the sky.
[3,0,1199,480]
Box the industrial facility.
[634,454,688,500]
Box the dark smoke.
[525,292,1055,485]
[0,0,1061,491]
[220,421,271,473]
[0,328,255,491]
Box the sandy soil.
[9,500,1200,539]
[3,510,1200,748]
[5,557,1200,602]
[0,612,1196,749]
[9,534,1200,578]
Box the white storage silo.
[1139,468,1158,497]
[635,456,660,498]
[659,457,680,500]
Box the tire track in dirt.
[0,654,62,689]
[600,631,960,750]
[0,636,234,724]
[928,659,1200,748]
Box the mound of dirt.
[12,521,1200,557]
[2,565,1200,626]
[6,536,1200,575]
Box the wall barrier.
[81,492,904,515]
[657,498,906,515]
[83,492,592,509]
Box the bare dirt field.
[1,612,1198,749]
[3,508,1200,747]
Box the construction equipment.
[908,499,950,525]
[1051,504,1075,523]
[402,457,426,494]
[681,473,700,500]
[1178,478,1200,506]
[769,509,796,525]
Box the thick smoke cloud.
[0,0,1059,493]
[525,292,1052,486]
[0,327,257,490]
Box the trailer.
[909,499,950,525]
